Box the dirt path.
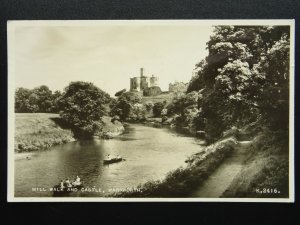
[190,140,252,198]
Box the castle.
[130,68,162,96]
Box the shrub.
[153,102,165,117]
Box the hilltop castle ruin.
[130,68,162,96]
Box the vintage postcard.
[7,20,295,202]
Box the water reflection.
[15,124,204,197]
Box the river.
[15,124,204,197]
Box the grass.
[15,113,75,152]
[222,130,289,198]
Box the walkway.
[191,141,252,198]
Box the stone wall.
[143,86,162,96]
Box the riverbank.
[15,113,75,152]
[15,123,203,197]
[109,137,237,197]
[190,140,251,197]
[15,113,125,153]
[94,116,125,139]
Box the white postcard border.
[7,19,295,202]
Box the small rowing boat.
[103,157,124,165]
[52,178,83,197]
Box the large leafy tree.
[252,34,290,129]
[51,90,63,113]
[15,85,58,113]
[32,85,53,113]
[58,81,111,136]
[187,25,290,139]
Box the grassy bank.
[95,116,125,139]
[222,130,289,198]
[109,137,237,197]
[15,113,75,152]
[15,113,125,152]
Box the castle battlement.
[130,68,161,96]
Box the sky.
[12,22,214,96]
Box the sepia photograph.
[7,20,295,202]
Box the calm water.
[15,124,204,197]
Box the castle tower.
[140,76,149,90]
[130,77,141,91]
[150,75,159,87]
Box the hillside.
[142,92,175,105]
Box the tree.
[131,103,146,121]
[252,34,290,129]
[51,90,63,113]
[153,102,165,117]
[15,85,59,113]
[110,91,142,121]
[167,91,199,117]
[115,89,126,97]
[187,25,290,139]
[32,85,53,113]
[58,81,111,136]
[15,88,32,112]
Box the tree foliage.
[15,85,62,113]
[153,102,165,117]
[167,91,200,116]
[187,25,290,139]
[110,91,143,121]
[58,81,111,136]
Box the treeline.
[15,82,151,137]
[15,86,62,113]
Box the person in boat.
[116,154,121,159]
[65,178,72,188]
[107,154,111,160]
[72,176,81,186]
[60,180,64,189]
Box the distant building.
[130,68,162,96]
[169,81,188,93]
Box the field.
[15,113,75,152]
